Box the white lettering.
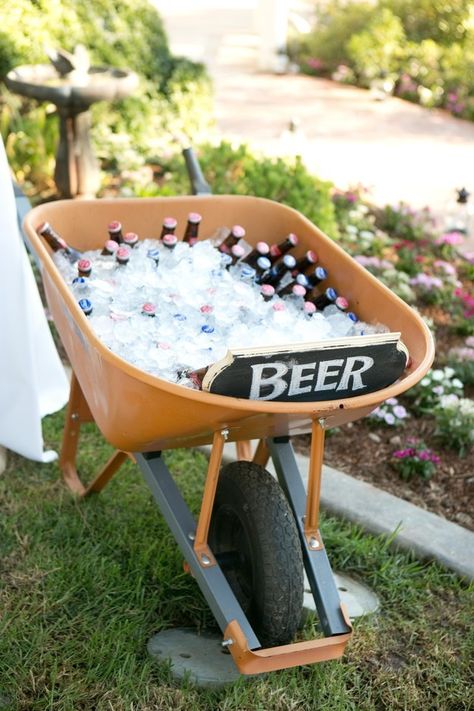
[288,362,316,396]
[314,359,344,391]
[337,356,374,391]
[249,362,288,400]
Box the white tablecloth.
[0,138,69,462]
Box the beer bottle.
[101,239,119,256]
[303,301,316,317]
[254,256,271,283]
[116,247,130,266]
[37,222,81,263]
[142,302,156,318]
[229,243,246,266]
[260,284,275,302]
[269,233,299,264]
[241,241,269,267]
[277,272,310,296]
[77,259,92,278]
[218,225,245,254]
[160,217,178,239]
[335,296,349,311]
[261,254,296,287]
[311,287,338,310]
[306,266,328,288]
[292,249,318,276]
[183,212,202,246]
[123,232,139,249]
[147,248,160,267]
[162,234,178,251]
[108,220,123,244]
[78,298,93,316]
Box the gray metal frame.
[135,438,350,651]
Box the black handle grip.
[182,147,212,195]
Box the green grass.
[0,411,472,710]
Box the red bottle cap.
[108,221,122,233]
[116,247,130,263]
[231,225,246,238]
[123,232,139,247]
[104,240,118,253]
[335,296,349,310]
[260,284,275,298]
[306,249,318,263]
[163,233,178,248]
[303,301,316,315]
[188,212,202,224]
[273,301,286,311]
[200,304,213,313]
[288,233,299,246]
[163,217,177,229]
[292,284,306,297]
[78,259,92,274]
[231,244,246,258]
[142,302,156,317]
[256,241,270,254]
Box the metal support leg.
[135,452,261,651]
[268,437,351,637]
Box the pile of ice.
[53,236,380,388]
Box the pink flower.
[435,231,465,246]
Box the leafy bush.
[346,8,406,83]
[391,440,440,480]
[382,0,472,45]
[136,141,339,237]
[0,0,212,194]
[447,337,474,385]
[406,367,464,415]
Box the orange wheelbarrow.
[24,193,434,675]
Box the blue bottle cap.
[201,325,214,334]
[78,298,92,315]
[72,277,87,286]
[240,266,256,279]
[147,248,160,262]
[295,273,310,287]
[256,256,271,271]
[326,287,337,301]
[315,266,328,280]
[282,254,296,268]
[348,312,359,323]
[174,313,186,321]
[220,253,233,267]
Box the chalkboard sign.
[199,333,408,402]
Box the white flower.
[431,370,444,382]
[420,377,430,387]
[452,378,464,390]
[346,225,358,235]
[444,367,455,378]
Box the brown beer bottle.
[291,249,318,276]
[160,217,178,239]
[269,233,299,264]
[241,241,269,267]
[218,225,246,254]
[123,232,139,249]
[183,212,202,246]
[101,239,119,256]
[108,221,124,244]
[261,254,296,287]
[37,222,82,263]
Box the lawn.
[0,411,472,711]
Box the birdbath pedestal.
[5,64,138,198]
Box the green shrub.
[0,0,212,194]
[434,394,474,456]
[347,8,406,83]
[381,0,472,44]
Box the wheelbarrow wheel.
[209,460,303,648]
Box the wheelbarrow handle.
[182,147,212,196]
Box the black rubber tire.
[209,460,303,648]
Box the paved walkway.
[154,1,474,250]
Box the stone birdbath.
[5,46,138,198]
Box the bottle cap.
[104,239,119,253]
[231,225,246,238]
[108,220,122,233]
[256,256,271,271]
[260,284,275,298]
[163,234,178,248]
[231,244,246,258]
[287,233,299,246]
[147,248,160,263]
[348,312,359,322]
[292,284,307,297]
[72,276,87,286]
[314,266,328,281]
[256,241,270,254]
[303,301,316,315]
[273,302,286,311]
[220,253,233,267]
[335,296,349,310]
[326,287,337,301]
[78,298,92,315]
[123,232,139,247]
[163,217,177,229]
[174,313,187,321]
[78,259,92,274]
[116,247,130,264]
[201,324,214,333]
[282,254,297,268]
[200,304,213,313]
[188,212,202,224]
[142,302,156,317]
[306,250,318,263]
[295,273,310,287]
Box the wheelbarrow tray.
[24,195,434,452]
